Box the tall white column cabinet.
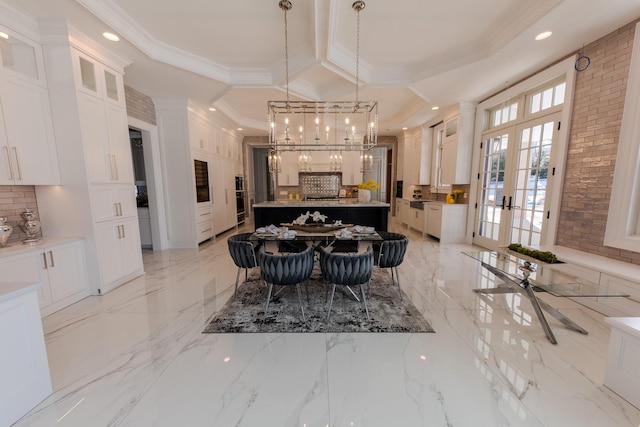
[34,22,143,295]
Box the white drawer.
[195,206,213,223]
[196,220,214,242]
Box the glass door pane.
[510,119,555,246]
[475,131,511,249]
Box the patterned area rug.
[203,269,435,333]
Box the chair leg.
[394,266,403,299]
[326,284,337,321]
[264,283,274,320]
[296,284,306,321]
[360,284,370,320]
[234,267,241,295]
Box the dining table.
[249,223,382,254]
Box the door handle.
[506,196,521,210]
[498,195,506,209]
[121,224,126,238]
[49,250,55,268]
[42,252,48,269]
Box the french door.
[474,113,560,249]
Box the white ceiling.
[4,0,640,135]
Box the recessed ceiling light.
[102,32,119,42]
[431,106,439,111]
[535,31,552,41]
[208,107,216,112]
[402,127,408,130]
[0,32,8,40]
[237,128,243,131]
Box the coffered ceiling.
[4,0,640,135]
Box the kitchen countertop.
[0,282,42,304]
[0,236,83,259]
[253,200,390,208]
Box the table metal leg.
[522,283,558,344]
[535,298,589,335]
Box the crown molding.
[38,19,131,71]
[0,1,41,42]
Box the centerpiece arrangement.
[284,210,349,232]
[357,179,380,203]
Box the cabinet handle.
[112,155,119,180]
[42,252,48,269]
[3,147,14,180]
[121,224,126,238]
[225,189,228,204]
[109,154,115,180]
[200,212,210,216]
[118,202,123,216]
[203,227,212,233]
[12,147,22,180]
[117,224,122,238]
[49,250,55,268]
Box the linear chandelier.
[268,0,378,173]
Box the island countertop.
[253,199,390,231]
[253,199,390,208]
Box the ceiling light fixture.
[535,31,552,41]
[267,0,378,174]
[431,106,439,111]
[208,107,217,112]
[0,31,8,40]
[102,32,120,42]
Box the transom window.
[528,81,566,114]
[490,101,518,128]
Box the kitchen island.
[253,199,390,231]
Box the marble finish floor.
[13,222,640,426]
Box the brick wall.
[0,185,42,245]
[557,19,640,263]
[125,85,156,125]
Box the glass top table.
[462,250,630,344]
[463,251,630,297]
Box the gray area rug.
[203,269,435,333]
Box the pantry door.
[474,113,560,249]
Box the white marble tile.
[13,223,640,427]
[120,333,330,427]
[325,332,544,426]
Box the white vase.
[358,189,371,203]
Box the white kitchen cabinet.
[0,75,59,185]
[90,184,137,223]
[402,128,431,186]
[0,239,89,317]
[440,103,476,185]
[277,151,299,186]
[77,92,133,184]
[396,199,409,225]
[212,156,237,235]
[341,151,363,185]
[189,114,210,150]
[0,283,52,427]
[195,205,214,243]
[74,49,133,184]
[425,202,468,243]
[408,206,424,233]
[94,218,142,289]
